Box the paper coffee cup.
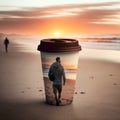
[37,38,81,105]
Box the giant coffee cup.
[37,38,81,106]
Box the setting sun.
[54,32,61,37]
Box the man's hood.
[52,62,60,69]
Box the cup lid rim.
[37,38,82,53]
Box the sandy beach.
[0,39,120,120]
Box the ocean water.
[11,36,120,69]
[79,39,120,51]
[12,37,120,53]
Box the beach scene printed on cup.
[41,52,79,105]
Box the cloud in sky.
[0,2,120,35]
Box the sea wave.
[79,39,120,50]
[11,36,120,51]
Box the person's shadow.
[0,99,77,120]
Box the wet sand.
[0,39,120,120]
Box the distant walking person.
[4,37,9,53]
[49,57,66,106]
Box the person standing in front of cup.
[49,57,66,106]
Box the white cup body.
[40,51,79,105]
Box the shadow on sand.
[0,99,77,120]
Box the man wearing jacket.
[49,57,66,106]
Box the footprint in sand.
[90,76,94,79]
[109,74,114,76]
[21,91,24,93]
[38,90,43,92]
[113,83,118,85]
[80,91,85,94]
[74,92,77,94]
[27,87,31,90]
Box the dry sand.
[0,39,120,120]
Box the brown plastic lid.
[37,38,82,53]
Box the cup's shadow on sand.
[0,99,77,120]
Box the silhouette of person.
[49,57,66,106]
[4,37,9,53]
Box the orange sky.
[0,1,120,36]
